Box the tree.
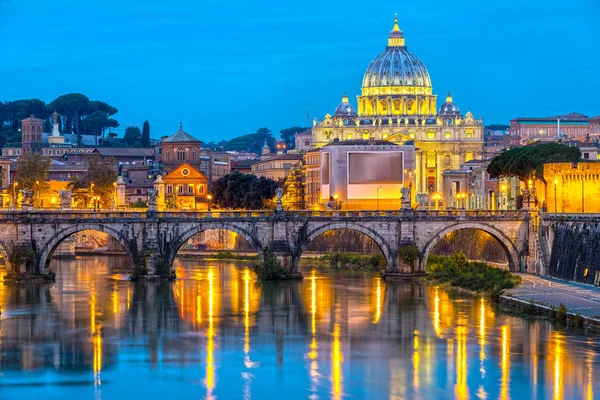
[280,126,307,150]
[15,153,52,207]
[124,126,142,146]
[84,111,120,145]
[213,172,277,209]
[49,93,90,137]
[487,143,581,183]
[68,155,117,207]
[141,120,151,147]
[485,124,510,132]
[222,128,275,154]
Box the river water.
[0,256,598,399]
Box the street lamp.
[13,181,18,208]
[527,179,533,209]
[333,193,339,210]
[207,194,212,212]
[553,177,558,212]
[377,185,383,211]
[51,196,57,208]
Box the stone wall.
[548,222,600,285]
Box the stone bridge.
[0,209,532,275]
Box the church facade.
[312,16,484,199]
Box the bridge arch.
[420,222,521,272]
[166,222,264,267]
[296,222,396,271]
[37,224,136,274]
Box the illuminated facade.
[312,16,484,200]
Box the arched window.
[165,150,170,161]
[167,185,173,194]
[192,149,197,161]
[465,151,474,162]
[188,184,194,194]
[177,149,185,161]
[177,185,183,194]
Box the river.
[0,255,598,399]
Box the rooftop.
[93,148,155,157]
[162,123,201,143]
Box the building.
[311,16,484,200]
[230,159,255,174]
[544,162,600,213]
[159,124,230,187]
[295,129,313,151]
[250,153,302,181]
[162,162,209,210]
[21,115,44,155]
[508,112,592,144]
[320,139,415,210]
[304,149,321,209]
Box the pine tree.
[141,120,150,148]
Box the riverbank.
[502,273,600,330]
[426,253,521,299]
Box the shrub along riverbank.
[426,252,521,299]
[315,253,386,270]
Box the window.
[177,185,183,194]
[192,149,197,160]
[426,131,435,139]
[177,149,185,161]
[584,152,590,159]
[166,150,170,161]
[188,184,194,194]
[465,129,473,138]
[465,151,474,162]
[198,184,205,194]
[409,133,415,139]
[445,132,451,139]
[167,185,173,194]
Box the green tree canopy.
[485,124,509,131]
[212,172,277,210]
[280,126,307,149]
[15,153,52,207]
[84,111,119,144]
[141,120,151,147]
[487,143,581,183]
[49,93,90,136]
[223,127,275,154]
[68,155,117,207]
[124,126,142,146]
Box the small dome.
[334,93,357,117]
[439,92,460,116]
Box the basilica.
[312,16,484,198]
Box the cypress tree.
[141,120,150,147]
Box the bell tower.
[21,115,44,155]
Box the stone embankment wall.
[548,222,600,285]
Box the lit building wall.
[544,162,600,213]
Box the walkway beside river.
[505,273,600,319]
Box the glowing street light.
[432,193,442,210]
[553,177,558,212]
[207,194,212,212]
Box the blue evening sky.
[1,0,599,142]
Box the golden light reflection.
[413,330,420,392]
[206,270,215,399]
[90,281,102,387]
[112,281,118,315]
[553,332,564,400]
[308,270,319,396]
[126,284,131,310]
[242,268,253,399]
[479,298,486,371]
[433,287,440,337]
[332,323,343,400]
[500,324,510,400]
[196,282,202,325]
[586,351,594,400]
[373,277,382,324]
[455,326,468,400]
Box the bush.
[555,303,568,323]
[426,252,520,297]
[318,252,384,270]
[155,259,171,278]
[252,250,286,280]
[399,244,419,264]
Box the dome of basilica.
[439,92,460,116]
[362,16,432,89]
[334,93,357,117]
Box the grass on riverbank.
[204,251,259,261]
[427,252,521,299]
[316,253,385,271]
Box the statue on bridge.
[401,186,411,210]
[148,189,158,206]
[59,190,72,209]
[20,189,34,210]
[275,187,283,212]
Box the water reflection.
[0,257,598,399]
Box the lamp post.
[207,194,212,212]
[500,183,507,210]
[13,181,18,208]
[553,177,558,212]
[377,185,383,211]
[527,179,533,209]
[432,193,441,210]
[333,193,339,210]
